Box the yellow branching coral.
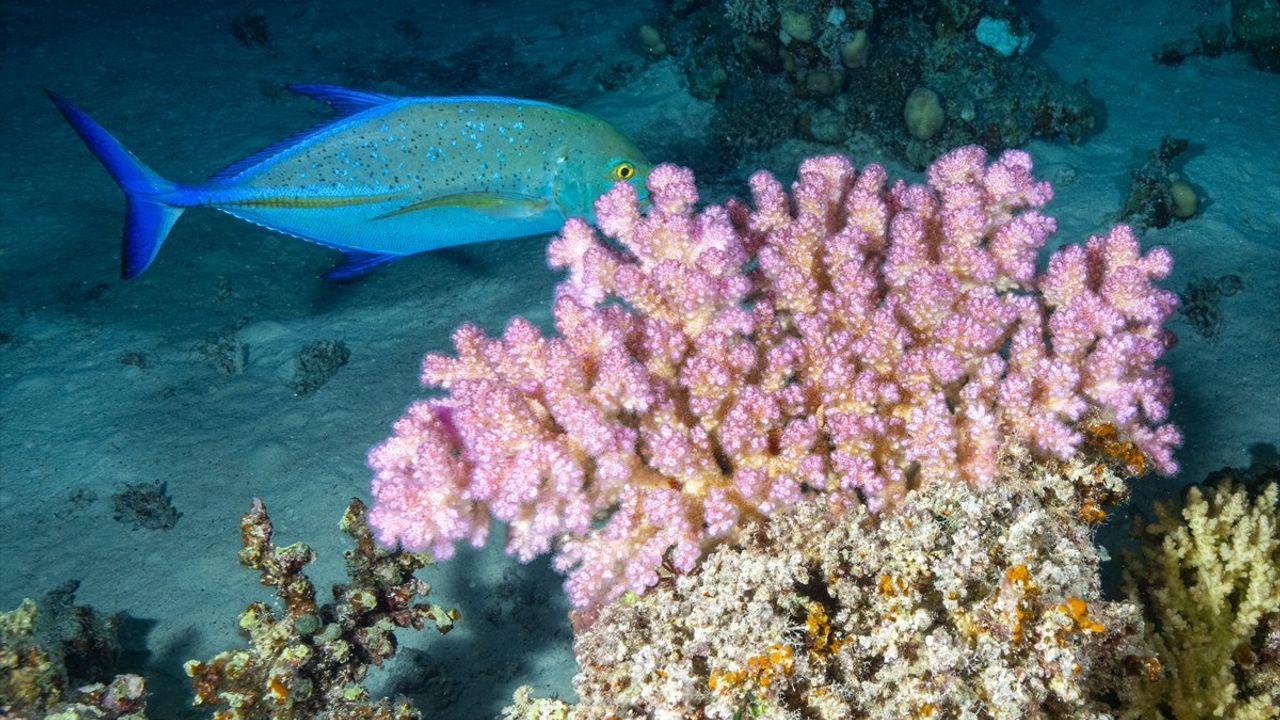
[1123,474,1280,719]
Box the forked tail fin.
[46,90,188,279]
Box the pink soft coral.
[367,147,1181,624]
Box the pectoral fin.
[374,192,550,221]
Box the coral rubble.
[1177,274,1243,339]
[0,583,146,719]
[1117,136,1198,232]
[654,0,1095,167]
[558,448,1154,719]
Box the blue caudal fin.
[46,90,189,279]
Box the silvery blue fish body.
[47,84,651,279]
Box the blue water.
[1,0,1277,718]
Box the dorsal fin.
[286,84,399,115]
[205,122,334,184]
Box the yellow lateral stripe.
[375,192,547,220]
[218,191,409,209]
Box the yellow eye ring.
[612,161,636,181]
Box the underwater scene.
[1,0,1278,717]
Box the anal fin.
[326,251,402,280]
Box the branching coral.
[184,498,458,720]
[1122,461,1280,719]
[368,147,1180,626]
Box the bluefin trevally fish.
[46,84,651,279]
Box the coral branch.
[185,498,456,720]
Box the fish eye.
[611,161,636,181]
